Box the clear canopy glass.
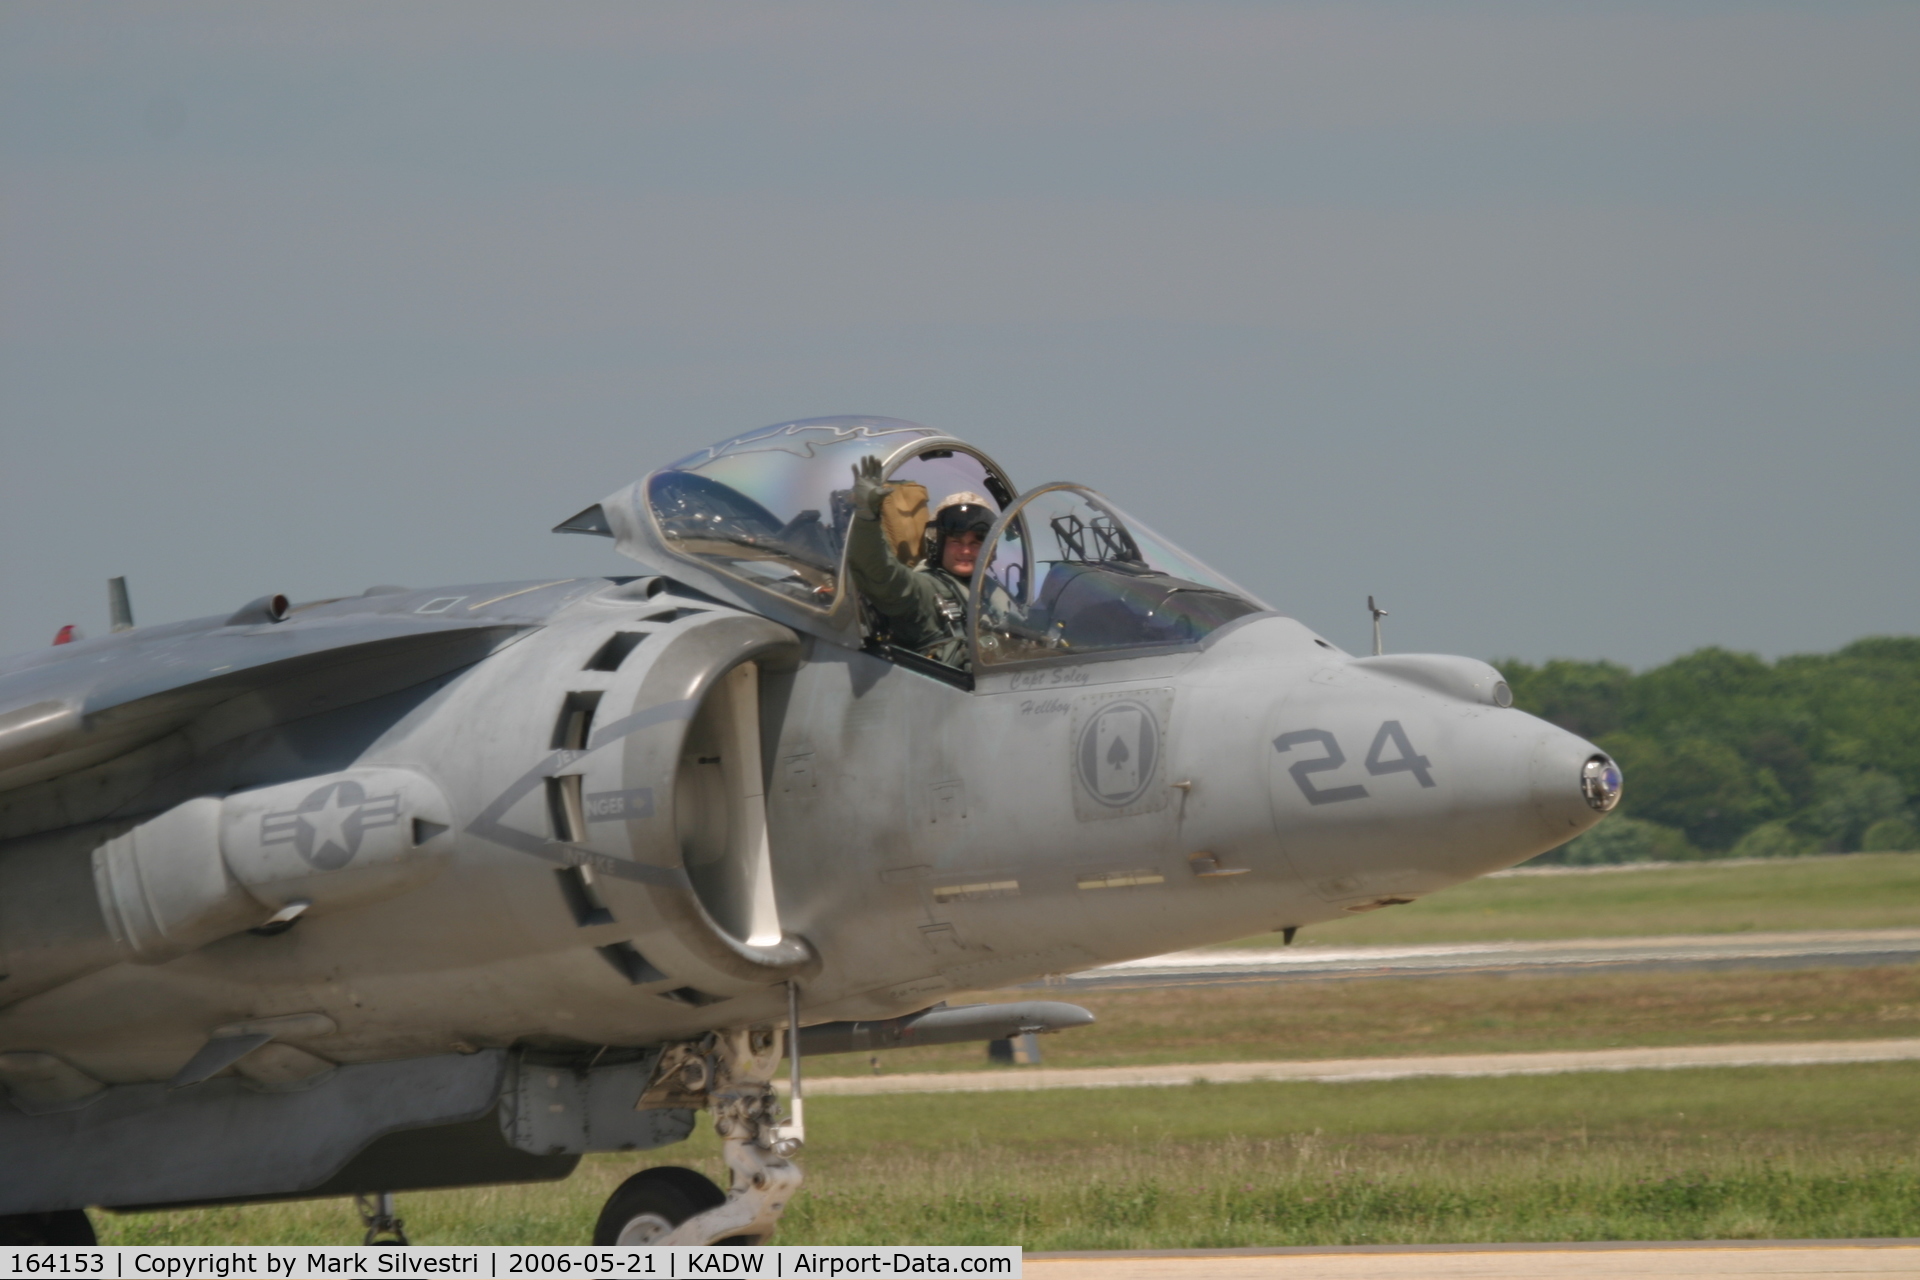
[970,484,1265,667]
[647,418,944,609]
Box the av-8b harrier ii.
[0,418,1620,1245]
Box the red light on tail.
[53,625,81,645]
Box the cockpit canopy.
[969,484,1265,669]
[645,418,1015,612]
[571,416,1268,673]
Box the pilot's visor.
[935,504,995,538]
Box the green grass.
[1226,852,1920,947]
[802,963,1920,1077]
[100,1063,1920,1248]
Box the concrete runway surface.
[1046,929,1920,989]
[802,1037,1920,1095]
[1023,1240,1920,1279]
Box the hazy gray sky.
[3,2,1915,667]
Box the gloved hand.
[852,455,893,519]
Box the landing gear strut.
[354,1193,408,1245]
[595,989,806,1247]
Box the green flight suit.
[846,509,972,669]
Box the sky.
[2,1,1915,669]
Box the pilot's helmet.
[927,491,997,564]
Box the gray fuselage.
[1,576,1603,1085]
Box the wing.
[0,585,563,821]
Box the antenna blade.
[108,577,134,632]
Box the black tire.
[592,1167,726,1246]
[0,1211,97,1245]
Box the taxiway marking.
[799,1037,1920,1095]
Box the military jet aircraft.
[0,417,1621,1246]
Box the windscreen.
[971,485,1264,666]
[647,418,940,609]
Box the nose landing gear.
[592,1025,804,1247]
[595,1166,728,1245]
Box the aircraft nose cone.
[1258,661,1626,905]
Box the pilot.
[847,456,997,669]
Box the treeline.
[1499,637,1920,864]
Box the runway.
[1042,928,1920,989]
[1023,1240,1920,1278]
[801,1036,1920,1095]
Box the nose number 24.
[1273,721,1435,805]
